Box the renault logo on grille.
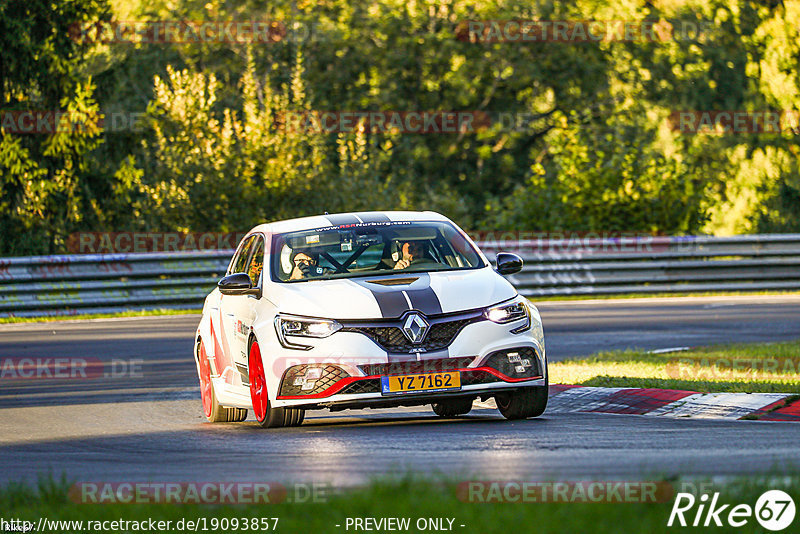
[402,313,430,344]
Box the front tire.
[432,397,474,417]
[197,339,247,423]
[496,354,549,420]
[495,386,548,420]
[248,338,304,428]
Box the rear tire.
[229,407,248,422]
[432,398,474,417]
[248,338,304,428]
[197,339,248,423]
[285,407,305,427]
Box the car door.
[220,234,265,385]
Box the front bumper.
[262,307,546,409]
[272,346,546,408]
[283,380,547,411]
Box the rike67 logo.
[668,490,796,531]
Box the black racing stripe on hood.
[355,212,390,223]
[324,214,360,225]
[352,272,443,318]
[373,291,410,319]
[405,286,442,316]
[351,279,410,318]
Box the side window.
[246,237,265,285]
[230,236,255,275]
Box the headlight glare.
[485,300,527,324]
[485,297,532,333]
[274,314,342,350]
[278,315,341,338]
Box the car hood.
[268,267,517,320]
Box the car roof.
[248,211,452,235]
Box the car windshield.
[271,220,484,282]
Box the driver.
[289,250,330,280]
[393,241,425,270]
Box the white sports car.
[194,211,547,427]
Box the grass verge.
[2,475,798,534]
[550,340,800,393]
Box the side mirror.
[218,273,258,296]
[495,252,523,275]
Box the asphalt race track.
[1,295,800,486]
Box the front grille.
[341,313,483,353]
[359,357,476,377]
[460,370,500,386]
[279,364,350,396]
[339,379,381,395]
[482,347,540,379]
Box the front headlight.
[484,297,531,333]
[274,314,342,350]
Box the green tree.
[0,0,110,254]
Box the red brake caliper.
[248,341,269,421]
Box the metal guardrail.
[478,234,800,297]
[1,234,799,317]
[0,251,231,317]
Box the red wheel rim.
[248,341,269,421]
[197,340,213,418]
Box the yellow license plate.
[381,371,461,395]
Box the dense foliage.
[1,0,798,254]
